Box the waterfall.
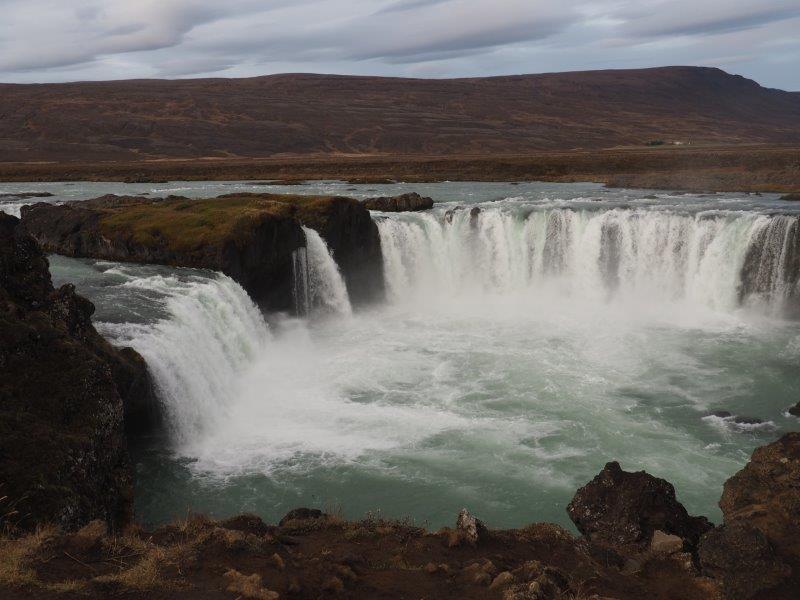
[377,206,800,314]
[97,273,271,443]
[291,246,310,316]
[295,226,352,316]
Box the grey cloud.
[0,0,798,90]
[377,0,453,14]
[0,0,268,72]
[616,1,800,38]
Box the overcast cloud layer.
[1,0,798,89]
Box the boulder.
[455,508,489,545]
[650,530,684,555]
[780,193,800,201]
[221,513,271,537]
[362,192,433,212]
[444,206,462,224]
[279,507,326,527]
[0,213,154,532]
[709,410,733,418]
[566,461,712,552]
[787,402,800,417]
[698,522,790,600]
[701,433,800,597]
[733,416,763,425]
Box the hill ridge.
[1,66,799,161]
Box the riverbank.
[1,146,799,193]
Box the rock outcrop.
[455,508,489,546]
[362,192,433,212]
[20,192,384,311]
[286,195,384,305]
[698,522,790,599]
[0,213,154,532]
[20,194,306,312]
[566,461,712,553]
[698,433,800,599]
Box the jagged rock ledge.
[19,192,384,312]
[362,192,434,212]
[0,214,156,533]
[1,428,798,598]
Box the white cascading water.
[377,207,799,314]
[98,272,271,444]
[293,226,352,316]
[94,226,352,452]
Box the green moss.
[97,194,345,252]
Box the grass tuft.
[0,525,57,587]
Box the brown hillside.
[1,67,799,161]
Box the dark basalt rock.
[20,196,307,312]
[788,402,800,417]
[566,461,712,552]
[732,416,763,425]
[279,508,326,527]
[780,192,800,201]
[221,513,272,537]
[455,508,489,545]
[362,192,433,212]
[701,433,800,598]
[469,206,482,229]
[296,196,384,306]
[444,206,462,224]
[0,213,155,532]
[709,410,733,418]
[698,523,789,600]
[20,193,384,311]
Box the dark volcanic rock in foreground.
[0,213,154,532]
[363,192,434,212]
[699,433,800,599]
[19,192,384,311]
[567,460,713,552]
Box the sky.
[1,0,799,90]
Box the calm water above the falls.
[17,180,798,530]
